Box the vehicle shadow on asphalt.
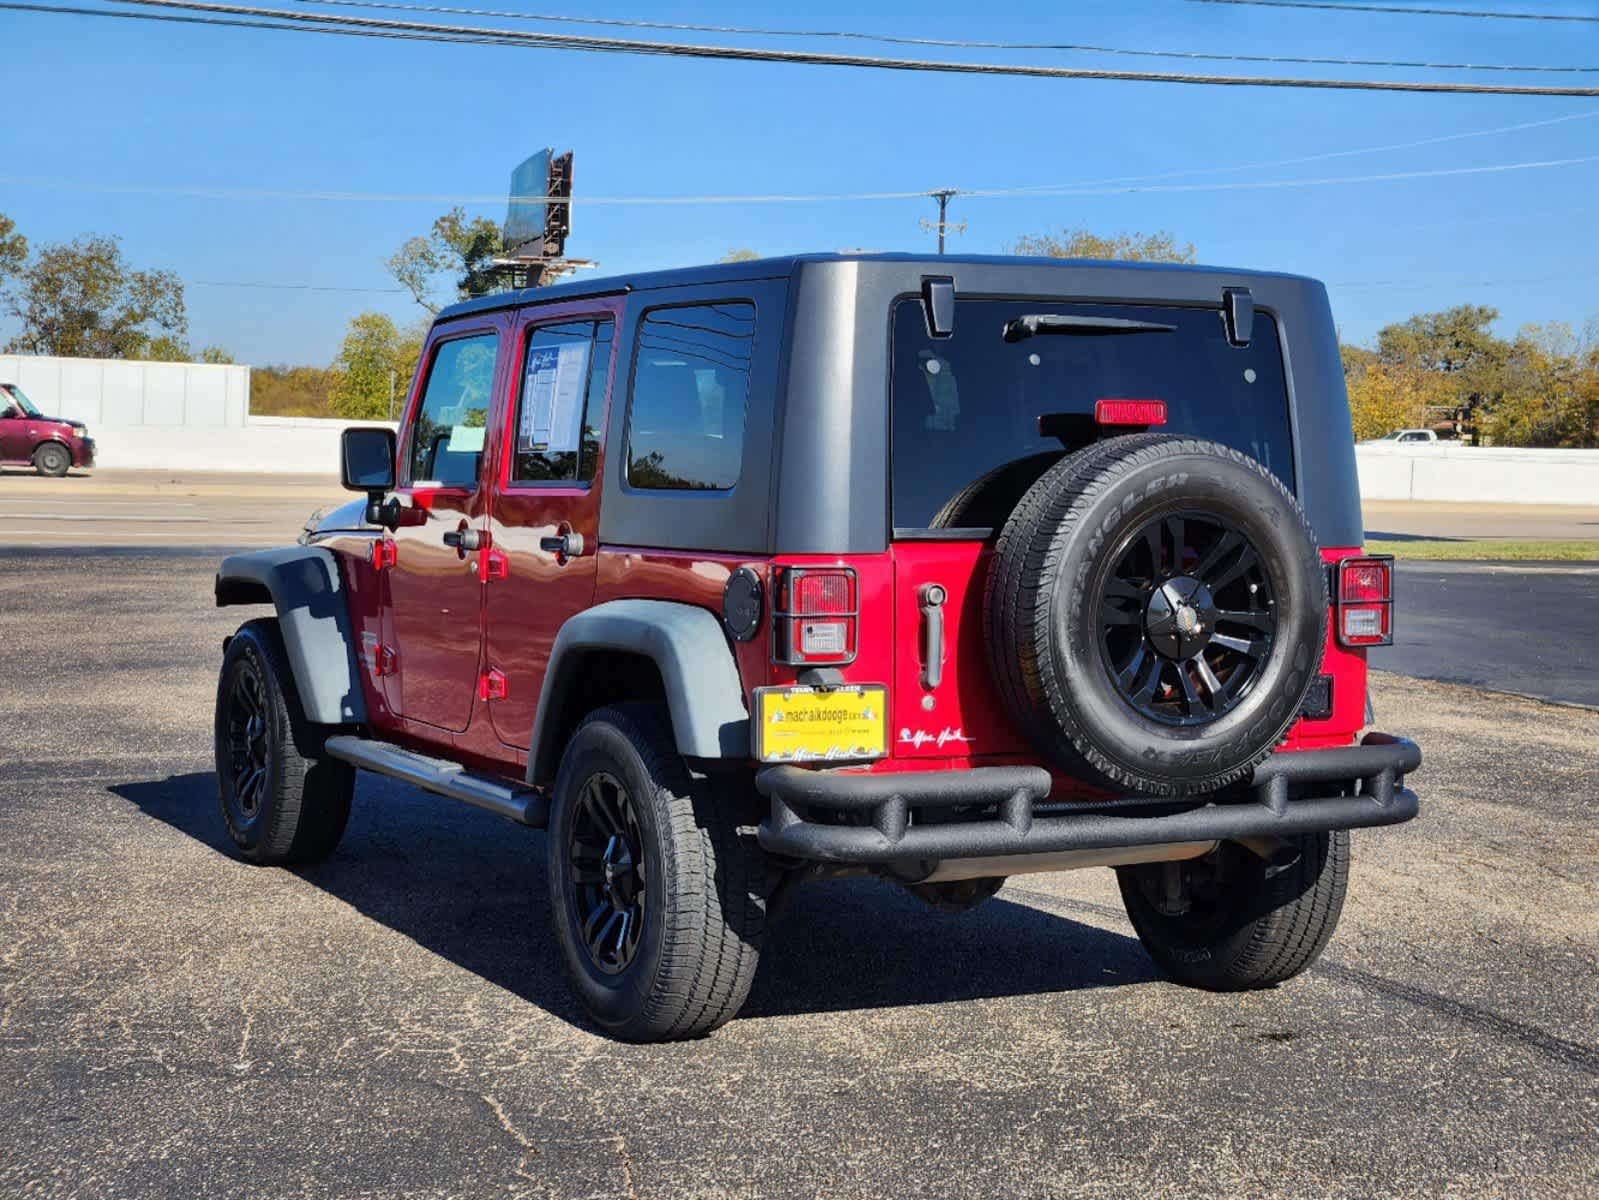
[112,772,1160,1029]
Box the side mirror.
[341,427,396,493]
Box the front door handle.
[540,532,586,557]
[443,528,486,552]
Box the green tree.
[387,208,506,314]
[0,213,26,286]
[2,234,186,359]
[1009,228,1197,263]
[1374,305,1508,444]
[328,312,424,420]
[719,248,761,263]
[197,345,235,365]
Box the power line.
[1189,0,1599,22]
[28,0,1599,96]
[192,279,407,291]
[6,147,1598,208]
[3,105,1592,208]
[290,0,1599,75]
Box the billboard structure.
[496,149,583,288]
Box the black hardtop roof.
[435,253,1320,321]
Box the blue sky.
[3,0,1597,365]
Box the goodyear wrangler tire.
[985,434,1327,797]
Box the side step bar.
[324,735,548,828]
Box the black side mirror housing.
[341,427,397,494]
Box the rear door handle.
[919,583,947,689]
[540,533,586,557]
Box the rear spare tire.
[985,434,1326,796]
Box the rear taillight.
[1336,555,1394,647]
[774,567,858,665]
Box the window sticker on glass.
[520,341,591,454]
[446,425,486,454]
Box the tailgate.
[890,540,1028,761]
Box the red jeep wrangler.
[213,255,1419,1042]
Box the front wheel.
[33,442,70,477]
[215,619,353,865]
[1117,832,1349,990]
[548,704,770,1041]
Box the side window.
[406,333,499,487]
[512,318,613,483]
[626,302,754,491]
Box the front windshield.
[3,385,41,416]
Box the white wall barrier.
[0,353,392,473]
[1356,445,1599,506]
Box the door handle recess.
[540,533,585,557]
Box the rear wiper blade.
[1002,314,1177,342]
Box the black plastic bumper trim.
[755,733,1420,865]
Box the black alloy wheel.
[224,655,272,829]
[566,771,649,974]
[1098,510,1278,727]
[213,618,354,865]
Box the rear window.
[891,298,1294,532]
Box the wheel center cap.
[600,835,633,906]
[1145,576,1219,660]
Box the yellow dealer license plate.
[753,684,888,764]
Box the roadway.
[1,546,1595,1199]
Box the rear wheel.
[214,619,353,865]
[33,442,70,477]
[548,704,770,1041]
[1117,832,1349,990]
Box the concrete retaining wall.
[1355,445,1599,505]
[1,353,392,473]
[92,415,397,473]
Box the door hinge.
[361,633,398,677]
[369,537,398,571]
[478,546,509,582]
[478,668,508,702]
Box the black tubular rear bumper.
[755,733,1421,865]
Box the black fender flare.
[215,546,367,725]
[528,599,749,786]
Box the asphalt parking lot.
[1,485,1597,1198]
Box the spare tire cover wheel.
[987,435,1327,795]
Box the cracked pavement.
[1,546,1596,1199]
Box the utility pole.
[920,189,966,254]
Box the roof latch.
[921,276,955,338]
[1224,287,1254,347]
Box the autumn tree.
[1009,228,1197,263]
[1487,323,1599,449]
[2,234,187,359]
[0,213,25,286]
[1345,363,1447,441]
[387,208,506,314]
[328,312,425,420]
[719,248,760,263]
[1374,305,1508,444]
